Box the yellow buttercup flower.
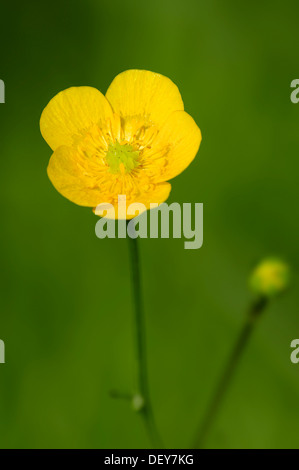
[40,70,202,218]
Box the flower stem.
[193,296,268,448]
[127,229,163,448]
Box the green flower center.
[106,141,140,174]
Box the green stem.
[127,230,163,448]
[193,296,268,449]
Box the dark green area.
[0,0,298,449]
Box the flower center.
[106,141,140,174]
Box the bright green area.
[0,0,299,449]
[106,141,140,174]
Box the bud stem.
[193,296,268,448]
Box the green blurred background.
[0,0,298,449]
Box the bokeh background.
[0,0,298,449]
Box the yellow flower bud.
[249,258,290,298]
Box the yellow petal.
[144,110,202,182]
[47,146,105,207]
[133,182,171,211]
[40,86,114,151]
[105,70,184,127]
[95,183,171,220]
